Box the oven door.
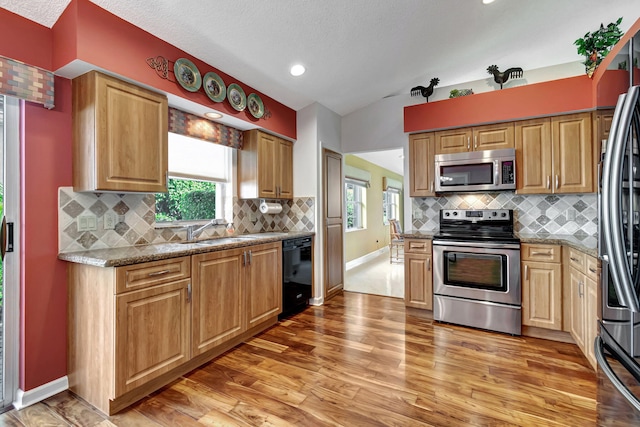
[433,240,521,306]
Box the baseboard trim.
[346,247,389,271]
[13,376,68,410]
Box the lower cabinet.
[521,244,562,330]
[68,242,283,415]
[404,239,433,310]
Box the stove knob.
[453,211,458,216]
[501,212,507,218]
[492,212,497,217]
[444,212,450,217]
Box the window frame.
[345,180,366,231]
[382,189,400,225]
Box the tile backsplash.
[58,187,315,253]
[412,193,597,240]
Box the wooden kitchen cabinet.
[72,70,168,192]
[404,239,433,310]
[409,132,435,197]
[593,109,614,186]
[435,123,514,154]
[192,241,282,356]
[516,113,593,194]
[521,244,562,330]
[565,247,599,370]
[238,129,293,199]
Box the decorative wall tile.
[0,55,55,109]
[169,108,243,149]
[412,193,597,240]
[58,187,315,253]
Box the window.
[383,190,400,224]
[156,133,231,222]
[345,181,366,230]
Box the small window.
[156,133,231,222]
[383,190,400,225]
[346,182,366,230]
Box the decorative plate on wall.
[203,72,226,102]
[174,58,201,92]
[247,93,265,119]
[227,83,246,111]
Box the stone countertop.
[401,230,597,257]
[58,231,315,268]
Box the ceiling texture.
[2,0,638,173]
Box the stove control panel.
[441,209,512,222]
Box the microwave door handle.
[494,160,499,186]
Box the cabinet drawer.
[586,255,599,282]
[567,248,587,273]
[404,239,432,254]
[521,244,561,263]
[115,256,191,294]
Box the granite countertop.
[58,231,315,268]
[401,230,598,257]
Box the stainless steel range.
[433,209,521,335]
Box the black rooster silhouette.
[486,65,523,89]
[410,77,440,102]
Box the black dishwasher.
[281,236,312,318]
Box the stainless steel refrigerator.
[599,82,640,414]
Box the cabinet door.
[257,133,278,198]
[435,128,472,154]
[246,243,283,328]
[409,133,435,197]
[277,138,294,199]
[515,118,553,194]
[115,279,190,396]
[473,123,514,151]
[593,110,614,187]
[569,267,586,352]
[404,253,433,310]
[585,277,598,369]
[191,249,245,356]
[552,113,593,193]
[522,261,562,330]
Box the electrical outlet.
[78,214,97,231]
[566,209,576,221]
[413,209,423,220]
[104,212,116,230]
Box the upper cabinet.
[435,123,514,155]
[238,130,293,200]
[409,132,435,197]
[516,112,593,194]
[73,71,168,193]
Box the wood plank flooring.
[0,292,599,426]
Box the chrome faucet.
[185,219,222,241]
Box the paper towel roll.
[259,201,283,214]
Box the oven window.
[443,251,507,291]
[439,163,493,187]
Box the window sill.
[346,228,366,233]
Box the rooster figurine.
[486,65,523,89]
[410,77,440,102]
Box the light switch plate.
[104,212,116,230]
[78,214,97,232]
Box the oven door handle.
[433,240,520,250]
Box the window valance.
[0,56,54,109]
[383,176,403,192]
[345,165,371,187]
[168,107,243,149]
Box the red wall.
[21,78,72,390]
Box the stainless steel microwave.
[434,148,516,193]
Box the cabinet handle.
[570,256,580,262]
[589,267,597,273]
[427,258,431,271]
[530,251,551,256]
[555,174,559,190]
[243,251,247,266]
[524,264,529,280]
[148,269,171,277]
[579,280,584,298]
[248,250,253,265]
[430,181,434,192]
[187,282,192,303]
[474,135,477,149]
[467,137,470,150]
[412,244,426,249]
[547,176,550,189]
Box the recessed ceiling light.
[482,0,495,4]
[290,64,306,77]
[204,112,223,119]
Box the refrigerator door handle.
[603,86,640,312]
[596,334,640,412]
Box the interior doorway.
[0,95,20,410]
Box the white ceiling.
[2,0,638,175]
[353,150,404,176]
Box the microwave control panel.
[501,161,515,184]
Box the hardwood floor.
[1,292,599,426]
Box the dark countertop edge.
[401,230,598,257]
[58,231,315,268]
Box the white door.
[0,95,20,409]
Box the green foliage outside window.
[156,178,216,222]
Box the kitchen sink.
[240,232,290,238]
[182,236,257,245]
